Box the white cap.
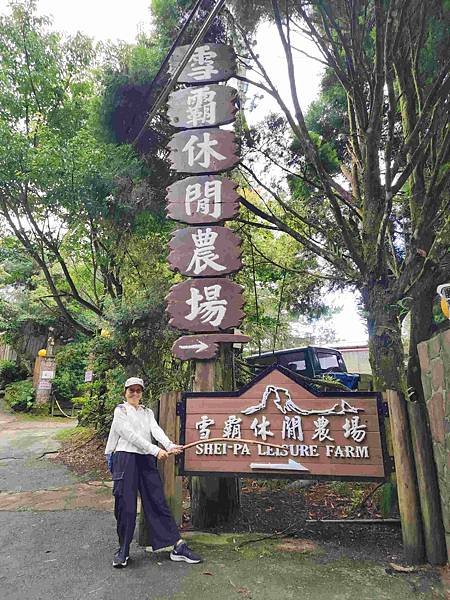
[124,377,145,389]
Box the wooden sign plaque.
[166,278,245,332]
[172,333,251,360]
[166,176,240,224]
[177,365,390,481]
[168,43,236,84]
[167,84,238,129]
[168,226,242,277]
[168,128,239,174]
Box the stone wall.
[418,329,450,560]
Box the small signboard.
[84,370,93,383]
[168,84,238,129]
[172,333,251,360]
[38,380,52,390]
[168,226,242,277]
[166,278,245,332]
[41,370,55,380]
[166,176,240,224]
[177,365,390,481]
[168,43,236,84]
[168,128,239,174]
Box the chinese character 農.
[186,228,227,275]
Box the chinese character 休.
[186,228,227,275]
[182,132,226,169]
[185,180,222,219]
[250,415,274,441]
[185,284,227,327]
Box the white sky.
[0,0,368,345]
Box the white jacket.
[104,402,175,457]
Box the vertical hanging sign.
[166,44,250,360]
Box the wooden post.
[407,401,447,565]
[190,346,240,528]
[159,391,183,525]
[386,389,424,564]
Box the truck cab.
[245,346,360,390]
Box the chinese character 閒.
[185,180,222,219]
[282,415,304,441]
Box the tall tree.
[224,0,449,563]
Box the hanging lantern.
[437,284,450,320]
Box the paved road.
[0,404,446,600]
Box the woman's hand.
[168,444,184,455]
[157,449,169,461]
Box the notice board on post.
[177,365,391,481]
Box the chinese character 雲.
[343,416,367,443]
[185,180,222,219]
[185,284,228,327]
[282,415,304,441]
[187,45,219,81]
[186,228,227,275]
[195,415,215,440]
[186,86,217,127]
[250,415,274,441]
[312,416,334,442]
[223,415,242,439]
[182,132,226,169]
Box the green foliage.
[4,379,35,412]
[52,341,90,403]
[0,359,28,388]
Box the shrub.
[0,359,28,388]
[52,341,89,403]
[4,379,35,412]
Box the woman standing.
[105,377,202,568]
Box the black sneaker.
[112,548,129,568]
[170,542,202,564]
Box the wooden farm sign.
[166,176,240,224]
[172,333,251,360]
[167,84,238,129]
[168,226,242,277]
[166,278,244,332]
[166,41,249,358]
[168,128,239,174]
[177,365,390,481]
[168,43,236,84]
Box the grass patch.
[53,426,94,443]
